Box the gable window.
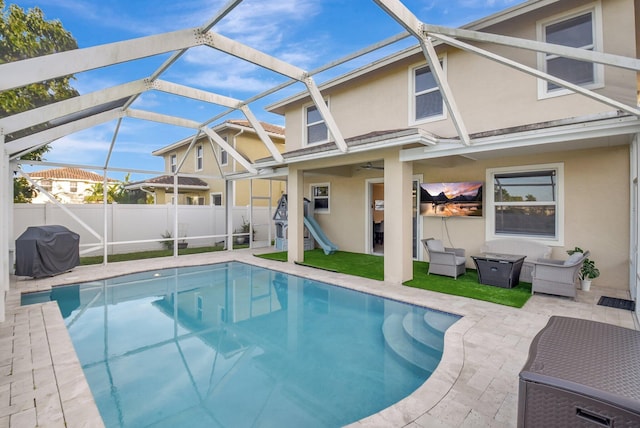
[187,196,204,205]
[305,104,328,145]
[170,154,177,173]
[412,61,444,123]
[220,148,228,166]
[196,145,204,171]
[538,6,602,96]
[486,164,564,243]
[311,183,330,214]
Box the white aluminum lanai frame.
[1,0,640,321]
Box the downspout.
[231,128,243,208]
[140,186,156,204]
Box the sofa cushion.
[482,239,551,261]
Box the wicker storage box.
[518,316,640,427]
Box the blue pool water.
[22,262,460,428]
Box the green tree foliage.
[0,0,79,201]
[84,182,126,204]
[83,174,150,204]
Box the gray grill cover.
[15,225,80,278]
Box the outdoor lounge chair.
[530,251,589,299]
[422,238,466,279]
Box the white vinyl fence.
[13,203,276,256]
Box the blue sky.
[11,0,523,179]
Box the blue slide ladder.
[303,215,338,255]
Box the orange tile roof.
[28,167,114,182]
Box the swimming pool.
[22,261,460,427]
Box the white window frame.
[195,145,204,171]
[536,2,603,99]
[409,55,447,125]
[303,99,329,146]
[310,183,330,214]
[170,154,177,173]
[486,163,564,245]
[210,192,223,206]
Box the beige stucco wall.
[299,144,630,290]
[158,129,285,206]
[282,0,637,152]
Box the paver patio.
[1,249,636,427]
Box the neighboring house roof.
[225,119,285,136]
[125,175,210,190]
[152,119,285,156]
[28,167,114,182]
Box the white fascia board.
[125,109,202,129]
[125,182,209,190]
[257,129,437,168]
[241,106,284,163]
[431,33,640,117]
[201,127,257,173]
[0,28,202,92]
[151,121,284,157]
[400,115,640,161]
[203,32,307,81]
[7,109,122,158]
[217,122,284,140]
[0,79,149,135]
[226,166,289,181]
[152,80,244,108]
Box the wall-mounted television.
[420,181,483,217]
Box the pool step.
[402,312,444,353]
[423,311,457,334]
[382,313,439,374]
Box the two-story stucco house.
[126,119,287,206]
[259,0,640,299]
[28,167,116,204]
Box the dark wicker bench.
[519,316,640,427]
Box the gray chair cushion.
[427,239,445,252]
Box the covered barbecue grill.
[15,225,80,278]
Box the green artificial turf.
[257,249,531,308]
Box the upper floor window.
[311,183,330,214]
[170,154,177,173]
[305,104,328,145]
[196,145,204,171]
[220,138,228,166]
[486,164,564,243]
[69,182,78,193]
[412,61,445,124]
[41,180,52,192]
[538,5,602,97]
[220,148,228,166]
